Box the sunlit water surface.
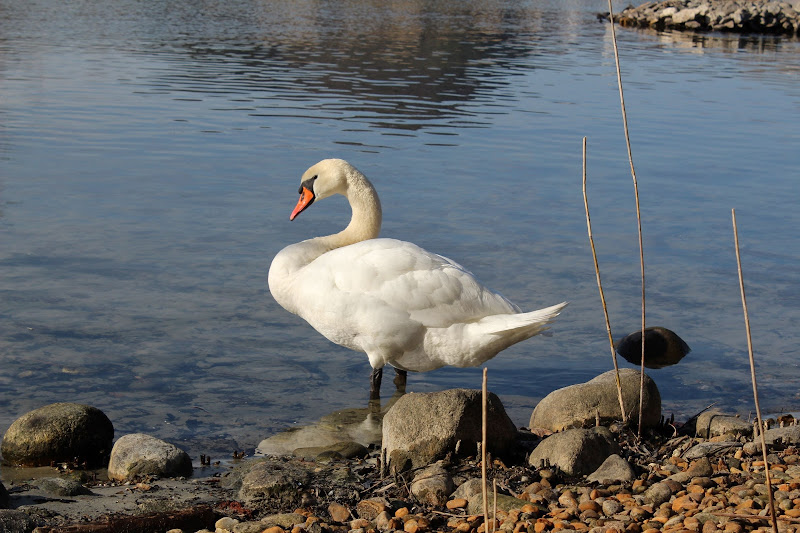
[1,0,799,457]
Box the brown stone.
[447,498,468,510]
[327,502,351,523]
[579,501,602,513]
[356,498,387,520]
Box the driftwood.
[32,504,218,533]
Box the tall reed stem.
[583,137,627,423]
[607,0,647,436]
[481,368,489,531]
[732,208,778,533]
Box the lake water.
[1,0,799,458]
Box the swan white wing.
[302,238,519,329]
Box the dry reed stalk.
[583,137,628,423]
[607,0,647,436]
[732,208,778,533]
[482,367,489,531]
[492,478,498,533]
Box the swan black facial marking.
[299,176,317,195]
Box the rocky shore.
[2,370,800,533]
[603,0,800,35]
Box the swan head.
[290,159,361,220]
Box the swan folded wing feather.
[317,239,519,327]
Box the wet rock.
[530,369,661,432]
[381,389,517,474]
[292,440,368,461]
[586,453,637,484]
[614,326,691,368]
[528,427,619,476]
[256,404,387,456]
[695,411,752,438]
[107,433,192,481]
[410,463,455,507]
[1,402,114,467]
[36,477,92,497]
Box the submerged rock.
[1,402,114,467]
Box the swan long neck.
[318,167,382,250]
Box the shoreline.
[4,411,800,533]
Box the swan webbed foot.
[369,367,383,400]
[393,368,407,393]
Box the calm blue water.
[1,0,799,457]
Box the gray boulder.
[36,477,92,497]
[530,369,661,432]
[381,389,517,474]
[239,460,312,510]
[410,463,454,507]
[107,433,192,481]
[528,427,619,477]
[695,410,752,438]
[586,453,637,484]
[1,403,114,467]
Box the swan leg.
[369,367,383,400]
[393,368,407,393]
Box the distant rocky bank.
[603,1,800,34]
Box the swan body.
[268,159,567,395]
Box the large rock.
[530,369,661,432]
[238,460,312,510]
[1,403,114,467]
[381,389,518,474]
[528,427,619,477]
[107,433,192,481]
[586,453,637,484]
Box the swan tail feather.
[477,301,568,336]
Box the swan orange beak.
[290,186,315,220]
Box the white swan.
[268,159,567,399]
